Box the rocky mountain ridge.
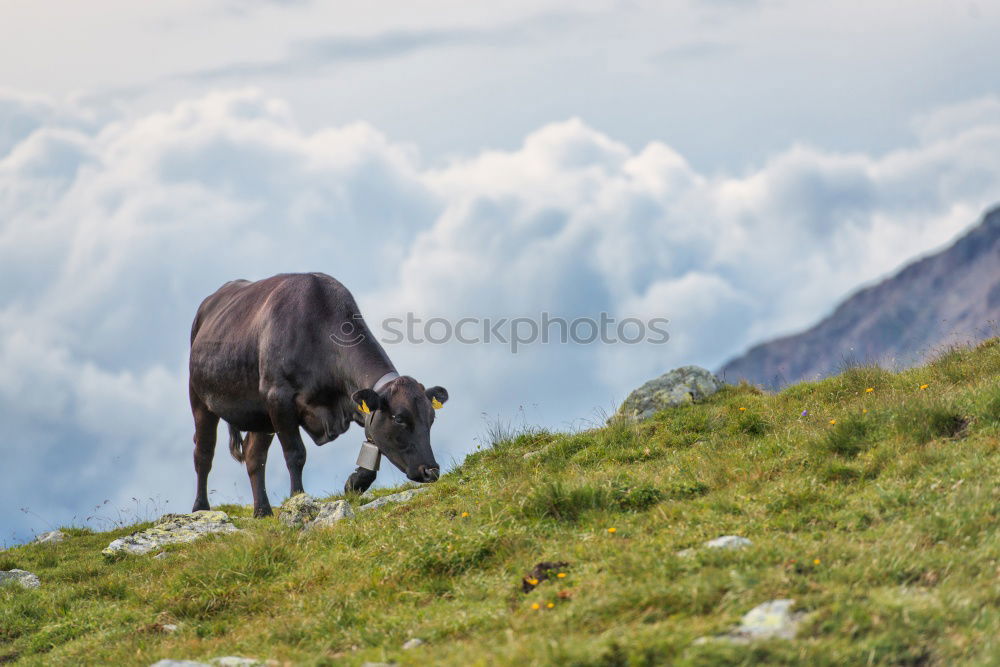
[719,206,1000,389]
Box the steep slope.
[719,207,1000,390]
[2,340,1000,665]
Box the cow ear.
[352,389,382,415]
[426,386,448,409]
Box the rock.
[279,495,356,530]
[103,511,238,556]
[161,624,179,633]
[705,535,752,550]
[614,365,723,421]
[358,487,428,512]
[278,494,321,528]
[698,599,804,644]
[308,500,354,529]
[34,530,66,544]
[733,599,803,640]
[402,638,425,649]
[153,552,169,560]
[0,569,41,589]
[522,450,542,459]
[149,658,264,667]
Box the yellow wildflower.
[829,419,837,425]
[547,602,555,609]
[865,387,874,393]
[531,603,540,610]
[813,558,821,565]
[919,383,929,390]
[557,572,567,578]
[461,511,470,518]
[607,527,617,534]
[738,406,747,411]
[526,578,538,586]
[862,408,868,414]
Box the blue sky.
[2,0,999,543]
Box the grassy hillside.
[3,339,1000,666]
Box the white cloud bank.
[2,88,999,542]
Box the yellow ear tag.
[358,400,371,414]
[431,397,443,410]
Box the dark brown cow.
[188,272,448,517]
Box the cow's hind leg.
[245,431,275,517]
[266,388,308,497]
[191,388,220,512]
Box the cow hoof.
[192,500,210,512]
[345,468,377,494]
[253,505,273,518]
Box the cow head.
[352,376,448,483]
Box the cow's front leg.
[344,466,377,494]
[266,388,308,497]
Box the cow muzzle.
[414,465,440,483]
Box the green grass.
[2,338,1000,665]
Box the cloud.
[184,12,578,82]
[2,88,999,543]
[911,96,1000,143]
[650,40,737,64]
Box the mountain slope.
[719,207,1000,390]
[2,339,1000,665]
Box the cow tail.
[228,423,245,463]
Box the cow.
[188,272,448,517]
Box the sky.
[2,0,999,544]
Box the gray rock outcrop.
[280,495,356,529]
[149,657,266,667]
[308,500,354,529]
[705,535,752,550]
[278,494,322,528]
[0,569,41,589]
[615,365,723,421]
[103,511,238,556]
[697,599,804,644]
[358,487,428,512]
[34,530,66,544]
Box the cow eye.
[392,414,406,426]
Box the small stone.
[701,599,803,644]
[103,511,238,556]
[154,552,169,560]
[614,365,723,421]
[0,569,41,589]
[402,638,425,650]
[34,530,66,544]
[705,535,752,550]
[358,487,428,512]
[734,599,802,640]
[212,658,266,667]
[278,494,321,528]
[308,500,355,529]
[522,450,541,459]
[161,624,179,633]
